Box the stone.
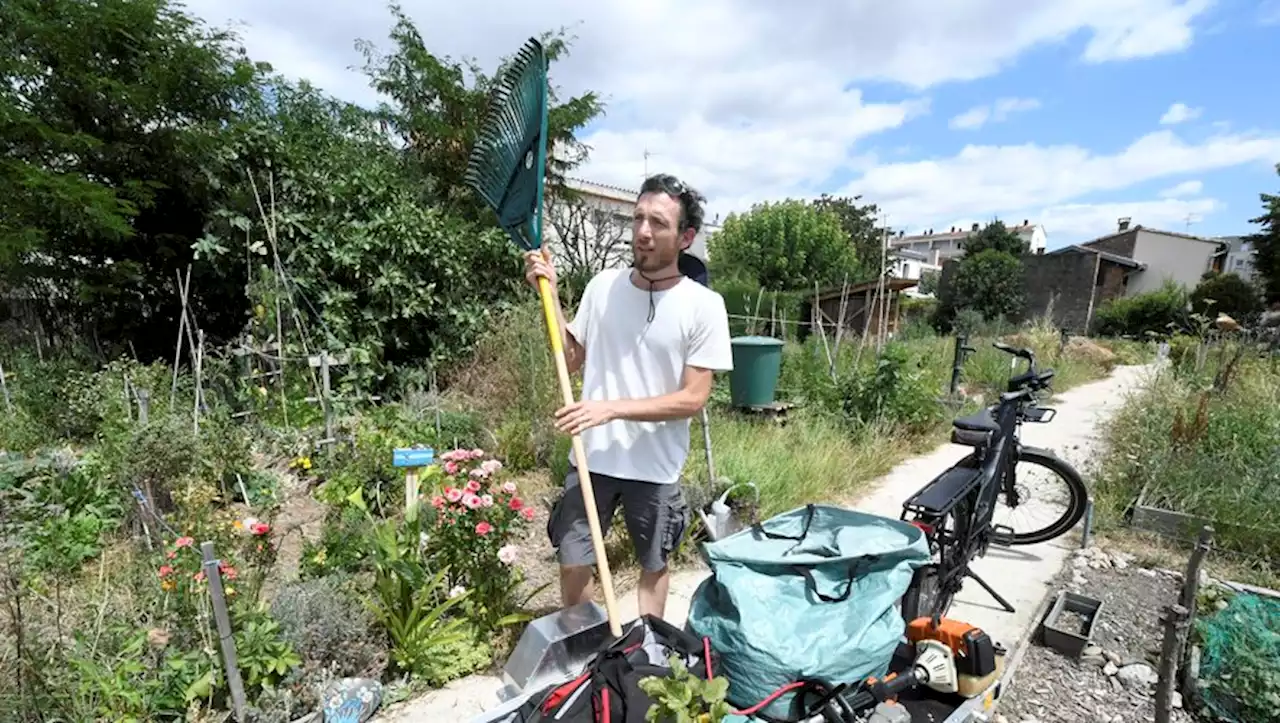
[322,678,383,723]
[1115,662,1158,691]
[991,713,1010,723]
[1113,557,1129,570]
[1073,574,1088,585]
[1173,691,1183,709]
[1103,662,1119,676]
[1137,568,1157,578]
[1215,599,1229,611]
[1103,650,1123,666]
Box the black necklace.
[635,270,684,322]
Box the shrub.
[270,576,385,679]
[1092,280,1191,338]
[425,448,540,631]
[838,342,945,435]
[1191,272,1263,321]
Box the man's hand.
[524,247,558,293]
[554,400,616,436]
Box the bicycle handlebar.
[992,341,1036,366]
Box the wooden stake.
[201,542,246,721]
[0,360,11,414]
[1155,604,1189,723]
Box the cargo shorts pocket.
[661,489,692,555]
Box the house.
[542,177,721,271]
[1079,217,1227,296]
[1026,245,1146,332]
[888,248,941,298]
[1212,235,1259,282]
[888,220,1048,265]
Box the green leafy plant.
[638,655,731,723]
[231,605,303,690]
[364,516,474,677]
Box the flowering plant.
[426,448,536,630]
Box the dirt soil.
[995,547,1197,723]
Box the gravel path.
[996,546,1196,723]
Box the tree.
[0,0,264,357]
[963,219,1028,256]
[356,4,604,224]
[1191,272,1263,321]
[810,194,887,279]
[1248,163,1280,306]
[544,187,632,277]
[707,199,861,290]
[948,249,1026,323]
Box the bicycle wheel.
[992,448,1088,546]
[900,564,956,623]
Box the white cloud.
[176,0,1227,240]
[837,130,1280,242]
[1160,102,1203,125]
[1158,179,1204,197]
[1260,0,1280,26]
[949,97,1042,130]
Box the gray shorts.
[546,468,691,573]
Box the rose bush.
[426,448,538,631]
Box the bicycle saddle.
[952,408,999,433]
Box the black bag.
[522,615,718,723]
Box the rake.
[464,38,623,646]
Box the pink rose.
[462,493,482,509]
[482,459,503,475]
[469,467,488,479]
[175,536,194,548]
[431,495,445,509]
[470,448,485,459]
[498,545,518,564]
[444,461,459,475]
[508,496,524,511]
[465,479,482,492]
[481,494,494,508]
[501,481,517,495]
[520,506,536,521]
[475,521,493,536]
[444,487,463,503]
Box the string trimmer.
[464,36,623,660]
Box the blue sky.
[185,0,1280,248]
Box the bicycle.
[899,341,1089,622]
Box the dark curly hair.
[638,174,706,234]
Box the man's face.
[632,191,692,273]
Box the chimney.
[971,222,979,232]
[1022,219,1028,226]
[1118,217,1131,231]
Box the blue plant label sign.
[392,447,434,468]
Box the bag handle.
[752,503,816,542]
[789,556,878,604]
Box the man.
[523,173,733,620]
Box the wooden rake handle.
[536,275,623,638]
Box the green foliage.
[947,249,1026,323]
[638,655,731,723]
[1191,272,1263,320]
[231,604,303,691]
[1248,163,1280,305]
[810,194,887,279]
[364,515,474,678]
[708,199,861,290]
[1092,280,1191,338]
[0,0,265,358]
[838,342,945,435]
[271,575,385,679]
[62,625,218,722]
[962,219,1029,256]
[0,451,125,577]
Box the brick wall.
[1021,252,1099,332]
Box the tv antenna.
[1184,213,1201,232]
[643,147,659,178]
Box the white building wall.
[1127,230,1222,295]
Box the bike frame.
[900,343,1055,616]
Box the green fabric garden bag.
[686,504,931,720]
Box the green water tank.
[728,335,785,408]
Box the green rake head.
[465,37,551,252]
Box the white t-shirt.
[565,267,734,484]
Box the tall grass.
[1092,339,1280,565]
